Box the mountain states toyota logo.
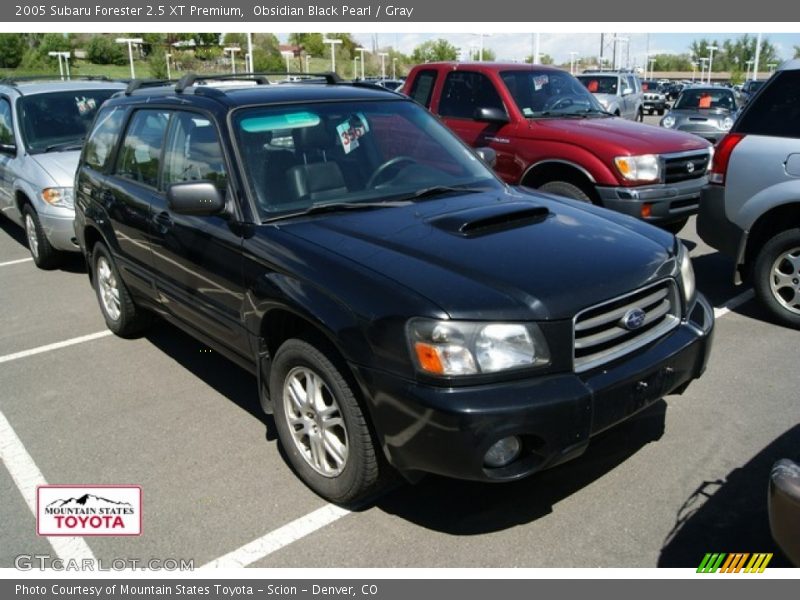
[36,486,142,536]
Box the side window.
[162,112,227,191]
[408,70,438,108]
[0,98,14,145]
[737,71,800,138]
[83,106,125,171]
[627,76,637,93]
[439,71,504,120]
[114,110,169,188]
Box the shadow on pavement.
[373,399,667,534]
[0,216,86,273]
[658,425,800,568]
[0,215,28,250]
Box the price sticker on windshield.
[336,113,370,155]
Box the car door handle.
[154,211,173,233]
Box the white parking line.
[0,410,96,562]
[0,257,33,268]
[201,504,351,568]
[713,289,755,319]
[0,331,112,365]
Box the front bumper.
[769,459,800,566]
[644,100,666,111]
[675,126,727,144]
[697,184,747,259]
[596,176,707,224]
[39,210,80,252]
[355,294,714,482]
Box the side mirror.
[475,147,497,168]
[473,107,509,124]
[622,87,634,96]
[0,143,16,155]
[167,182,225,216]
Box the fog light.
[483,436,522,468]
[641,203,652,218]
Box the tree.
[0,34,26,68]
[690,34,780,74]
[147,45,169,79]
[86,36,127,66]
[525,54,554,65]
[473,48,496,61]
[252,48,285,72]
[411,39,458,63]
[794,45,800,59]
[288,33,325,56]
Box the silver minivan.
[0,79,125,268]
[698,59,800,328]
[576,71,644,121]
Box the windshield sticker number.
[75,96,97,115]
[336,113,370,155]
[533,75,549,91]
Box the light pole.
[392,57,397,80]
[753,32,762,81]
[613,36,628,70]
[533,32,540,65]
[353,55,359,80]
[699,57,708,84]
[707,45,718,84]
[768,62,777,74]
[379,52,389,81]
[304,54,311,73]
[165,52,172,80]
[322,38,342,73]
[281,50,294,78]
[745,59,754,81]
[569,52,578,75]
[355,47,367,80]
[224,47,240,75]
[115,38,143,79]
[691,61,697,82]
[47,51,64,80]
[247,33,254,73]
[648,57,656,81]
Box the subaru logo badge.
[686,161,695,173]
[621,308,647,330]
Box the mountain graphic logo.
[47,494,133,509]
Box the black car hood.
[278,188,676,321]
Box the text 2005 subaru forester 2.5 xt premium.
[74,74,714,504]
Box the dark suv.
[74,74,714,504]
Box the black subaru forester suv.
[74,73,714,504]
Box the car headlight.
[721,116,734,130]
[41,187,74,209]
[677,243,696,306]
[407,319,550,376]
[661,115,676,128]
[614,154,660,183]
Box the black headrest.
[292,121,334,153]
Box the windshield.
[19,89,117,153]
[501,70,605,117]
[674,89,736,111]
[576,75,619,95]
[232,100,499,220]
[745,80,765,93]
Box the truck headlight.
[721,116,734,130]
[407,319,550,376]
[661,115,676,128]
[614,154,660,183]
[677,243,696,306]
[41,187,74,209]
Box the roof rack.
[0,75,113,86]
[174,71,341,93]
[124,78,178,95]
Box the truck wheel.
[23,205,62,270]
[538,181,593,203]
[657,108,665,116]
[92,242,152,337]
[271,338,384,505]
[636,108,644,122]
[753,229,800,329]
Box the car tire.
[539,180,593,203]
[753,229,800,329]
[271,338,384,505]
[661,217,689,235]
[636,108,644,122]
[657,108,665,116]
[23,205,62,270]
[92,242,152,337]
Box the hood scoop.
[428,202,550,237]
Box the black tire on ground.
[648,108,655,115]
[271,338,386,505]
[637,109,644,122]
[661,217,689,235]
[538,180,593,203]
[752,229,800,329]
[22,204,62,270]
[91,242,152,337]
[657,108,665,116]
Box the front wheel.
[23,205,62,269]
[657,108,665,116]
[538,180,593,203]
[753,229,800,329]
[271,338,386,505]
[92,243,151,337]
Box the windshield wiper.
[264,200,410,223]
[43,138,85,153]
[409,185,488,200]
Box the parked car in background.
[769,458,800,565]
[405,62,712,233]
[576,71,644,121]
[641,80,667,115]
[740,79,765,104]
[0,77,125,268]
[665,82,685,101]
[660,86,740,143]
[74,73,714,505]
[698,60,800,327]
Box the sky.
[278,32,800,67]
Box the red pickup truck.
[403,63,712,232]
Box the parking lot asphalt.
[1,148,798,569]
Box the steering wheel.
[366,156,418,188]
[542,95,580,111]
